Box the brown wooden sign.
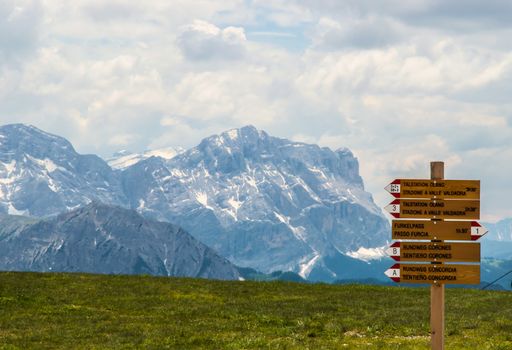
[385,199,480,219]
[385,263,480,284]
[391,220,488,241]
[386,242,480,263]
[385,166,482,349]
[385,179,480,199]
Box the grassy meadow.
[0,272,511,349]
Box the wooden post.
[430,161,445,350]
[430,162,444,181]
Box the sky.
[1,0,512,222]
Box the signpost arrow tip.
[471,222,488,240]
[385,242,401,261]
[384,180,401,198]
[385,264,400,282]
[384,200,400,218]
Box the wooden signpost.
[385,263,480,284]
[391,220,487,241]
[385,199,480,219]
[384,162,483,350]
[385,179,480,199]
[386,241,480,263]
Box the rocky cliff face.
[0,202,240,280]
[121,126,389,280]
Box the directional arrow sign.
[385,179,480,199]
[392,220,488,241]
[385,199,480,220]
[385,264,401,282]
[386,241,480,263]
[384,263,480,284]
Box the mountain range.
[0,123,389,281]
[1,123,510,285]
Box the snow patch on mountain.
[8,203,28,216]
[226,128,239,140]
[26,155,60,173]
[228,197,242,211]
[3,160,16,173]
[299,253,321,279]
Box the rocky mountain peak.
[191,125,267,172]
[0,124,77,163]
[63,200,130,222]
[0,124,126,216]
[178,126,363,188]
[203,125,266,149]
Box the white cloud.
[177,20,247,61]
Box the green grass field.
[0,272,511,349]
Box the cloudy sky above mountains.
[1,0,512,221]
